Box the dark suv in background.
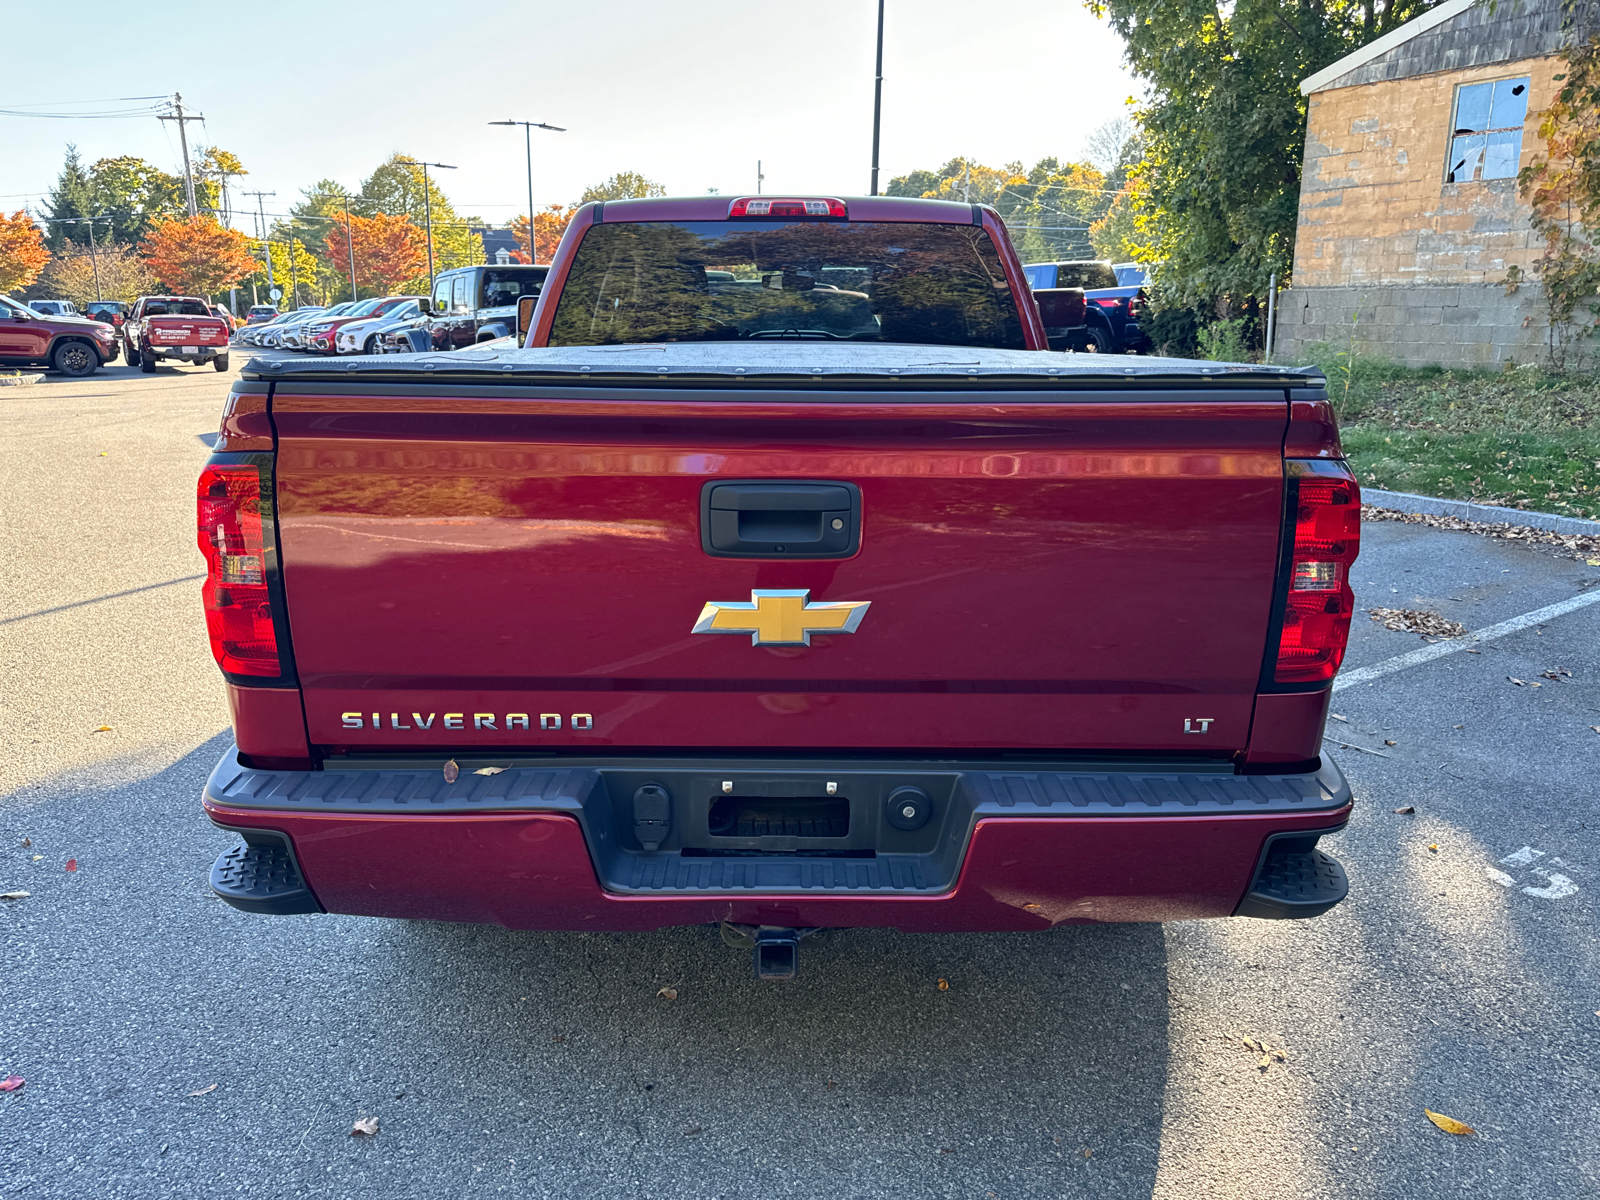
[426,264,549,349]
[1021,260,1150,353]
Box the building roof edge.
[1300,0,1482,95]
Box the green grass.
[1299,346,1600,519]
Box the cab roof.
[596,195,984,224]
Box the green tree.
[579,171,667,203]
[1087,0,1443,313]
[86,156,186,244]
[41,145,94,252]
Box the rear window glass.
[146,300,211,317]
[1051,262,1119,290]
[548,221,1025,349]
[481,269,546,309]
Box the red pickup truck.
[123,295,231,373]
[199,195,1358,979]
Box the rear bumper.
[202,748,1352,930]
[147,346,223,361]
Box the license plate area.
[708,795,849,839]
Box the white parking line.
[1333,588,1600,692]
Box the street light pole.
[870,0,885,195]
[59,218,103,301]
[399,159,456,292]
[488,120,567,263]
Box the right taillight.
[1273,462,1361,684]
[197,462,283,678]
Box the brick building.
[1276,0,1571,367]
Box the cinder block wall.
[1274,282,1549,367]
[1284,54,1559,366]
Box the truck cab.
[426,264,549,350]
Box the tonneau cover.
[247,343,1323,390]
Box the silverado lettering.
[198,195,1360,978]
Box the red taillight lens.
[1092,298,1123,309]
[1274,466,1361,683]
[197,464,282,677]
[728,197,848,218]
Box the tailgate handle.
[701,481,861,558]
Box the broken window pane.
[1453,82,1493,134]
[1483,130,1522,179]
[1447,135,1486,183]
[1490,78,1529,130]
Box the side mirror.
[418,297,432,315]
[517,295,537,339]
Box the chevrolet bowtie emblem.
[692,589,871,646]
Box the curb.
[0,374,43,387]
[1362,486,1600,537]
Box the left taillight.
[197,462,284,678]
[1272,462,1361,684]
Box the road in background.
[2,362,1597,1198]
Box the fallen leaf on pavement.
[937,978,950,991]
[442,759,459,783]
[1241,1036,1262,1052]
[1270,1047,1287,1062]
[656,987,678,1001]
[1428,844,1439,853]
[1424,1109,1475,1136]
[1590,726,1600,735]
[1393,806,1415,814]
[92,726,112,733]
[826,1080,837,1089]
[351,1116,379,1137]
[187,1084,217,1096]
[940,1147,955,1154]
[1330,714,1348,722]
[31,856,41,862]
[1384,740,1397,746]
[0,892,29,900]
[20,838,30,847]
[1368,608,1465,639]
[1083,1148,1093,1159]
[473,766,505,776]
[64,860,77,872]
[0,1077,23,1092]
[683,1125,701,1137]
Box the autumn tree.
[579,171,667,203]
[323,212,428,294]
[39,241,158,306]
[887,157,1112,260]
[1518,5,1600,364]
[139,215,259,298]
[508,205,576,263]
[0,211,51,293]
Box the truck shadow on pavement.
[3,734,1169,1199]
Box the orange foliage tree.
[323,212,427,294]
[139,215,259,297]
[508,205,575,263]
[0,210,51,294]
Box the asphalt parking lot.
[2,356,1597,1199]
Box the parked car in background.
[427,264,548,349]
[303,296,424,355]
[377,315,434,354]
[239,309,303,348]
[27,299,80,317]
[336,298,426,355]
[273,306,338,351]
[85,301,131,330]
[122,296,232,373]
[1021,260,1150,353]
[0,292,117,376]
[1113,262,1148,287]
[282,303,352,351]
[208,305,239,332]
[245,305,279,326]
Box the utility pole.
[245,190,277,306]
[870,0,885,195]
[158,93,204,217]
[488,121,567,264]
[757,160,764,195]
[340,193,358,302]
[56,218,103,301]
[398,159,456,293]
[287,225,299,310]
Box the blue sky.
[2,0,1138,230]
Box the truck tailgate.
[272,386,1287,753]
